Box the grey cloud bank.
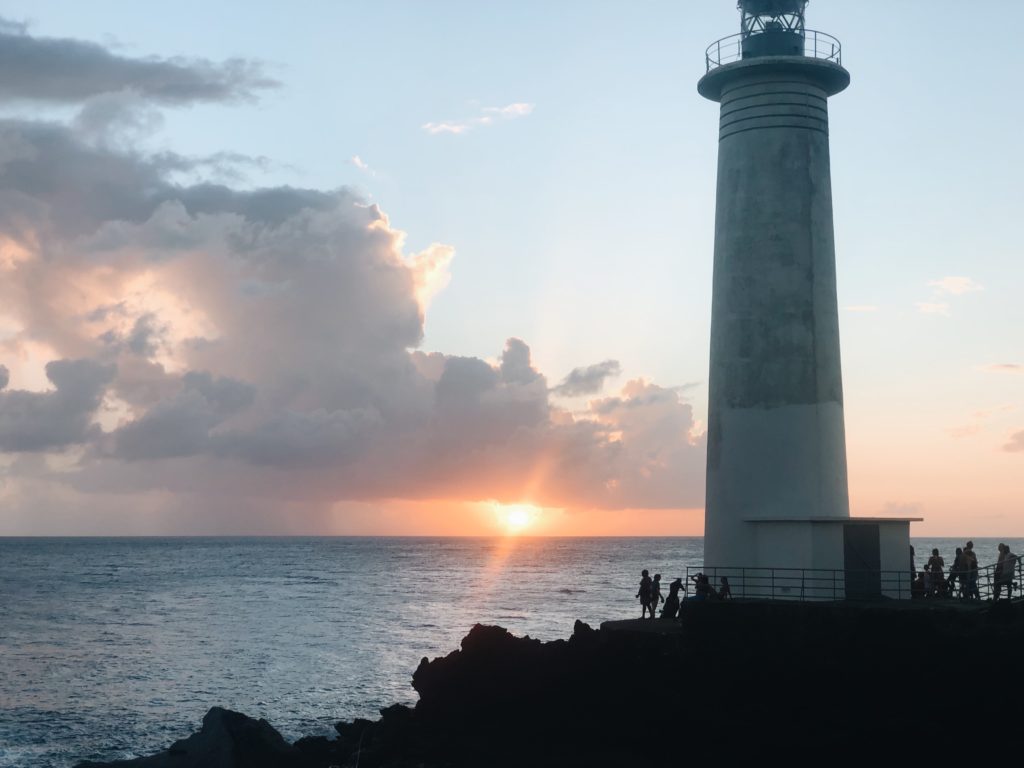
[0,17,276,104]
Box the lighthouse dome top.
[739,0,808,58]
[738,0,808,23]
[703,0,841,76]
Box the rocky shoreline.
[77,599,1024,766]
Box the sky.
[0,1,1020,536]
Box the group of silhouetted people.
[910,541,1018,601]
[636,569,730,619]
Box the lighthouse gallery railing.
[684,558,1024,602]
[705,29,842,72]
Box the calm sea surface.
[0,536,1018,767]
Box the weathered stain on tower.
[698,1,916,596]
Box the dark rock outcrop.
[76,707,299,768]
[77,601,1024,767]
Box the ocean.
[0,536,1018,767]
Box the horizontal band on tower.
[721,89,828,110]
[720,112,828,139]
[721,100,828,121]
[720,122,829,140]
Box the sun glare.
[497,504,539,534]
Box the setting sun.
[497,504,539,534]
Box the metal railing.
[704,29,842,73]
[944,557,1024,602]
[683,556,1024,603]
[685,565,911,601]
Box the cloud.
[0,28,704,531]
[109,372,256,460]
[982,363,1021,373]
[0,18,276,105]
[0,118,704,513]
[948,404,1017,439]
[484,103,534,119]
[1005,431,1024,453]
[422,102,534,135]
[882,501,922,517]
[0,359,115,451]
[843,305,878,313]
[552,360,622,397]
[927,276,983,296]
[351,155,376,177]
[916,276,983,316]
[916,302,950,316]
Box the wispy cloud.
[843,304,879,313]
[981,363,1022,373]
[917,276,982,316]
[916,302,950,316]
[882,501,922,517]
[351,155,375,176]
[927,276,983,296]
[422,102,534,135]
[948,404,1017,439]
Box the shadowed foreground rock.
[78,600,1024,767]
[76,707,299,767]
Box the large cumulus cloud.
[0,22,706,527]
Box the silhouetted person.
[926,548,944,597]
[994,543,1016,601]
[688,573,712,600]
[909,544,916,578]
[717,576,732,600]
[947,547,964,597]
[649,574,662,618]
[637,569,653,618]
[1006,546,1019,600]
[661,577,683,619]
[911,571,926,599]
[963,541,980,600]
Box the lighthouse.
[699,1,916,598]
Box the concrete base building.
[698,1,917,598]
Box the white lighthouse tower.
[699,1,917,598]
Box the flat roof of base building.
[743,517,923,524]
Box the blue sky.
[0,1,1020,533]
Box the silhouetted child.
[661,577,683,619]
[636,569,653,618]
[717,576,732,600]
[947,547,964,597]
[911,571,925,599]
[649,574,662,618]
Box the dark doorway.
[844,524,881,599]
